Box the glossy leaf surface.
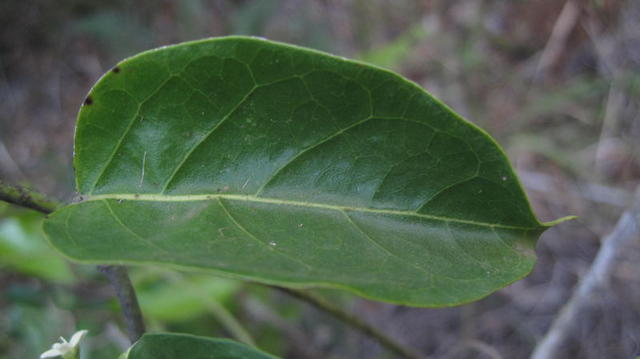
[43,36,554,306]
[123,333,278,359]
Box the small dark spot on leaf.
[84,96,93,105]
[134,194,140,198]
[112,66,121,73]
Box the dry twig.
[531,187,640,359]
[536,0,581,79]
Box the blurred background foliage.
[0,0,639,358]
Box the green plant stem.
[204,297,256,346]
[98,265,146,343]
[276,287,423,359]
[167,271,256,346]
[0,182,146,344]
[0,182,58,213]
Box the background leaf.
[134,270,240,322]
[0,210,73,283]
[43,36,553,307]
[123,333,278,359]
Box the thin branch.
[0,182,59,214]
[0,182,146,344]
[535,0,581,79]
[531,187,640,359]
[168,271,256,346]
[242,295,327,359]
[98,265,146,343]
[276,287,423,359]
[205,296,256,346]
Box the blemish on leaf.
[139,152,147,187]
[112,66,121,73]
[84,96,93,105]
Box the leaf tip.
[542,215,577,227]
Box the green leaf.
[359,23,429,70]
[134,270,240,322]
[0,211,73,282]
[122,333,278,359]
[43,36,563,306]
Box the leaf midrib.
[82,193,542,231]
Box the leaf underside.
[43,36,549,307]
[124,333,278,359]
